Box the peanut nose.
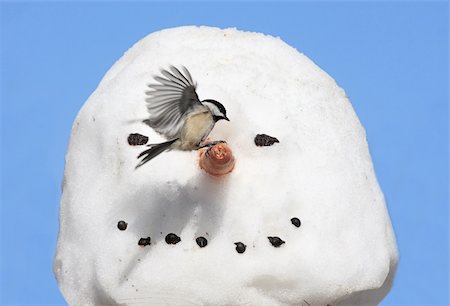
[199,143,235,176]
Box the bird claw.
[204,141,228,158]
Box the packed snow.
[54,26,398,305]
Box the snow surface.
[54,26,398,306]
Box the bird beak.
[224,116,230,121]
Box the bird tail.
[136,138,178,168]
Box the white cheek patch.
[205,103,221,117]
[54,27,398,306]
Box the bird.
[136,66,229,168]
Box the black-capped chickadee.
[136,66,229,168]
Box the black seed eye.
[196,237,208,248]
[268,236,285,247]
[165,233,181,244]
[234,242,246,254]
[254,134,279,146]
[138,237,151,246]
[291,217,301,228]
[128,133,148,146]
[117,220,128,231]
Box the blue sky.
[1,1,448,305]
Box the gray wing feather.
[154,76,185,89]
[182,66,194,84]
[161,70,187,87]
[170,66,191,86]
[144,66,201,139]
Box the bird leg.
[197,140,227,150]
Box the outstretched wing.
[143,66,202,139]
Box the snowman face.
[55,27,397,306]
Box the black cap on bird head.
[202,99,229,122]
